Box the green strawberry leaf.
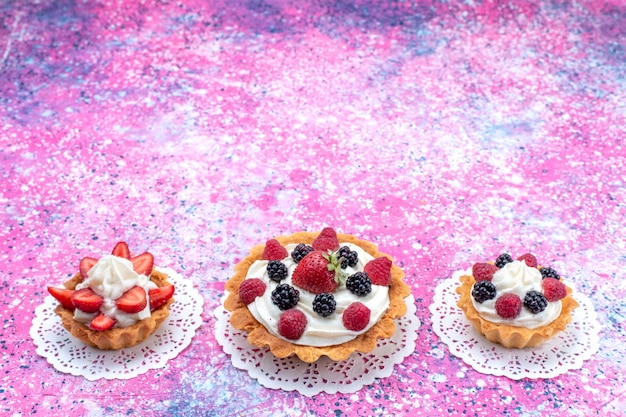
[325,249,347,285]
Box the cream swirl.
[471,260,562,329]
[74,255,157,328]
[245,243,390,346]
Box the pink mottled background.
[1,0,625,416]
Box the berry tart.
[47,242,175,350]
[456,252,579,348]
[224,228,411,362]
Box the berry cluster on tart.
[224,228,411,362]
[48,242,175,350]
[456,252,579,348]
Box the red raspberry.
[342,302,371,331]
[261,239,288,261]
[495,293,522,319]
[278,309,307,340]
[471,263,499,282]
[517,253,538,268]
[311,227,339,252]
[543,278,567,301]
[364,257,392,286]
[238,278,266,305]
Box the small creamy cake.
[456,252,578,348]
[224,228,411,362]
[48,242,175,350]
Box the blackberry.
[346,272,372,296]
[523,291,548,314]
[495,253,514,268]
[291,243,314,263]
[338,246,358,269]
[471,281,497,303]
[312,293,336,317]
[271,284,300,310]
[267,260,288,282]
[540,267,560,280]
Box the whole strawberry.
[364,257,392,286]
[311,227,340,252]
[292,250,343,294]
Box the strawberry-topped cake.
[456,252,579,348]
[224,228,411,362]
[47,242,175,350]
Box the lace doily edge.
[429,275,601,380]
[29,267,205,380]
[214,293,420,395]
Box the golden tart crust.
[55,269,174,350]
[456,272,579,348]
[224,231,412,363]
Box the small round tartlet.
[224,230,411,362]
[48,242,175,350]
[54,269,174,350]
[456,253,579,349]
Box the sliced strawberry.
[71,288,104,313]
[148,285,175,310]
[48,287,75,310]
[131,252,154,276]
[89,313,116,331]
[115,286,148,313]
[79,257,98,279]
[112,241,131,259]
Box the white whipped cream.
[74,255,157,328]
[246,243,390,346]
[471,260,561,329]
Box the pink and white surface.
[1,1,624,415]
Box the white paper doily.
[215,292,419,396]
[30,267,204,380]
[430,270,601,380]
